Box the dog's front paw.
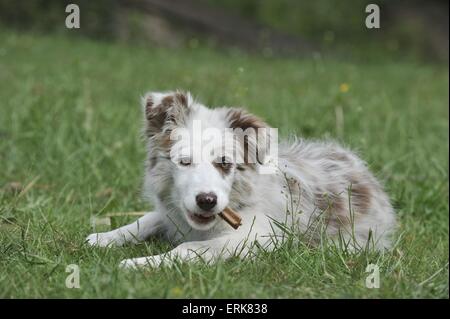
[119,256,164,269]
[86,232,120,247]
[119,258,140,270]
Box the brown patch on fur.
[347,175,372,213]
[144,92,190,138]
[145,107,168,136]
[227,109,267,131]
[161,95,174,108]
[313,186,354,228]
[159,134,174,152]
[315,189,345,215]
[319,175,373,229]
[227,108,268,165]
[175,92,188,107]
[161,92,188,109]
[316,153,373,228]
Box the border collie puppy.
[86,91,396,268]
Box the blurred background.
[0,0,448,63]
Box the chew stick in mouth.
[218,207,242,230]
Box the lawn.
[0,29,448,298]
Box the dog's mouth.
[188,212,216,224]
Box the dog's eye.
[179,157,192,166]
[215,156,233,170]
[221,156,231,165]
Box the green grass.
[0,29,448,298]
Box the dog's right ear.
[142,91,192,137]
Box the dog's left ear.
[142,91,192,137]
[227,108,268,132]
[227,108,271,165]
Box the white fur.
[86,91,397,269]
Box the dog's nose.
[196,192,217,211]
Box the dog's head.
[142,91,270,231]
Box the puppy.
[86,91,396,268]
